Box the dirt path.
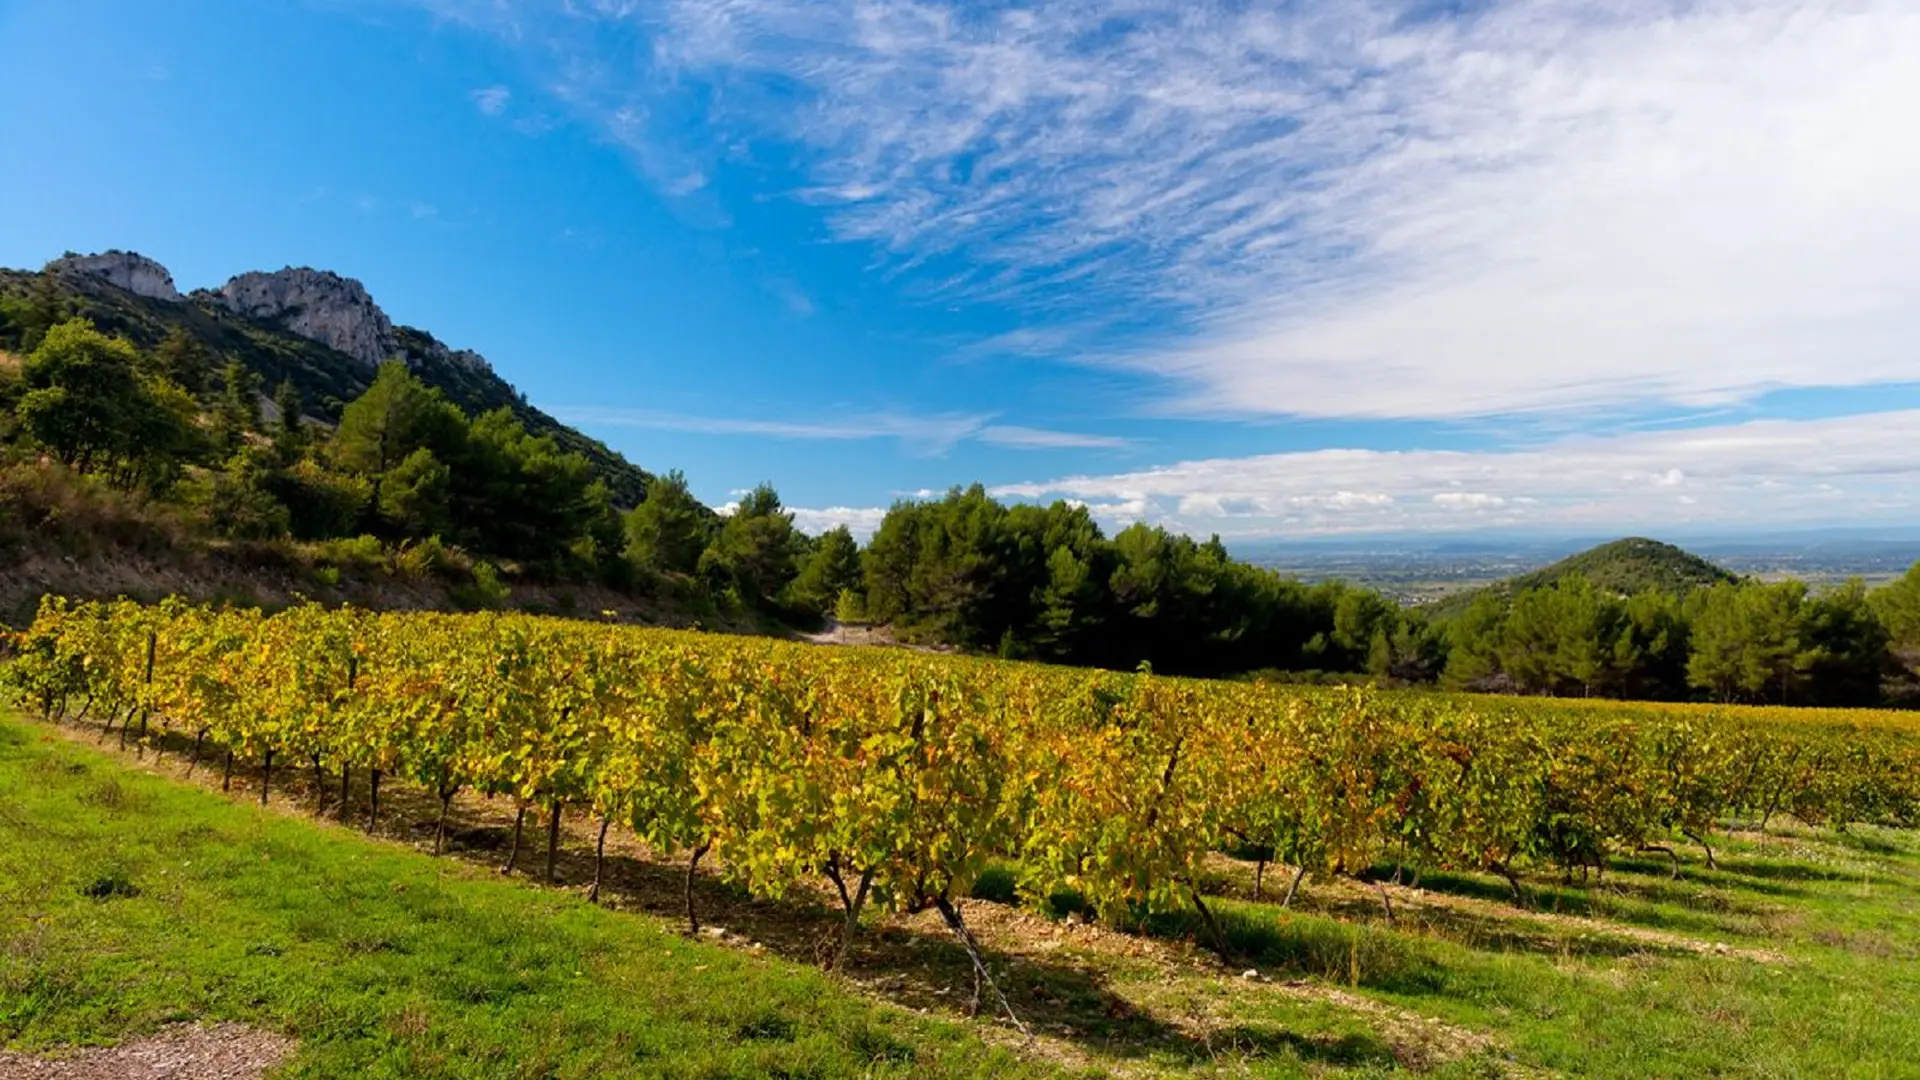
[798,620,954,652]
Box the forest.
[3,298,1918,709]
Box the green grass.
[8,711,1920,1079]
[1156,838,1920,1078]
[0,718,1050,1080]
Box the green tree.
[1442,593,1508,690]
[1875,562,1920,703]
[1493,576,1630,696]
[261,459,372,541]
[15,272,70,351]
[149,327,212,396]
[332,362,463,476]
[700,483,803,609]
[202,446,294,539]
[271,379,306,462]
[1687,581,1815,703]
[788,525,863,619]
[1369,616,1447,685]
[376,446,452,537]
[1873,561,1920,652]
[212,360,261,456]
[1032,544,1103,662]
[14,318,147,471]
[624,469,710,575]
[1803,579,1892,706]
[457,408,609,563]
[128,375,209,491]
[1326,587,1396,672]
[330,361,465,534]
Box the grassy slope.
[6,709,1920,1079]
[0,718,1043,1080]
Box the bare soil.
[800,620,955,652]
[0,1024,292,1080]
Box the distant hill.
[0,252,651,507]
[1428,537,1738,618]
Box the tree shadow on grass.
[396,828,1407,1072]
[1709,854,1908,887]
[1134,897,1710,1004]
[49,718,1414,1074]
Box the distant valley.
[1241,529,1920,605]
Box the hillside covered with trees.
[1428,537,1737,618]
[5,251,1920,709]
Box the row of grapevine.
[9,596,1920,988]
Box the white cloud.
[554,406,1124,455]
[1432,493,1507,511]
[789,505,889,538]
[976,425,1130,450]
[423,0,1920,420]
[991,410,1920,539]
[556,407,983,454]
[768,278,816,316]
[470,85,511,116]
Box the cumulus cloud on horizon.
[774,410,1920,541]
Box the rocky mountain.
[3,252,650,506]
[47,250,182,302]
[213,267,398,369]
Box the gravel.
[0,1024,293,1080]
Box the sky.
[2,0,1918,543]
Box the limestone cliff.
[215,267,397,369]
[47,251,182,302]
[214,266,494,377]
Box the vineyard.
[10,595,1920,1020]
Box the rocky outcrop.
[48,250,182,301]
[443,348,493,375]
[215,268,398,369]
[213,267,493,376]
[8,245,647,507]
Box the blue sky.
[3,0,1918,541]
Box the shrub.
[0,459,188,556]
[264,460,370,541]
[394,535,462,579]
[199,466,292,541]
[317,534,389,572]
[832,588,869,625]
[452,560,510,611]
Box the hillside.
[0,252,650,506]
[1429,537,1738,617]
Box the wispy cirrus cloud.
[976,425,1129,451]
[990,410,1920,539]
[469,85,511,117]
[552,406,1127,455]
[410,0,1920,423]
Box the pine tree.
[272,379,306,462]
